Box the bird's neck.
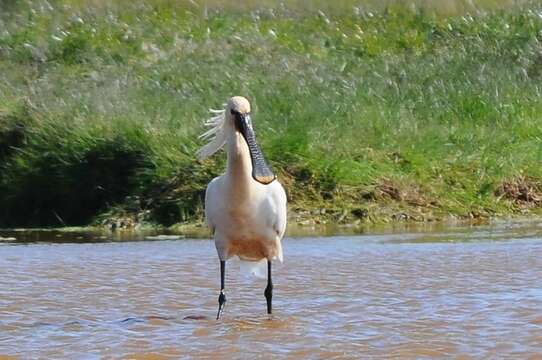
[226,131,253,188]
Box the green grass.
[1,0,541,227]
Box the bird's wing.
[204,176,221,234]
[271,181,288,239]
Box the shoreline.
[2,213,541,241]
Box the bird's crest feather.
[196,105,227,160]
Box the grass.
[0,0,541,228]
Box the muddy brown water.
[1,223,542,359]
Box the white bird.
[197,96,287,319]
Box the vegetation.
[1,0,541,228]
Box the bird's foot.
[216,290,226,320]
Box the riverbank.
[2,216,541,245]
[1,0,541,228]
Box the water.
[1,223,542,358]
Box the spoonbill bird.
[197,96,287,320]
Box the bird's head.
[227,96,251,117]
[226,96,276,185]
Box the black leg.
[216,260,226,320]
[264,260,273,314]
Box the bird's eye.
[230,109,237,115]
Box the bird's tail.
[239,258,267,279]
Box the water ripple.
[1,232,542,358]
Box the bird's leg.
[264,260,273,315]
[216,260,226,320]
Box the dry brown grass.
[496,176,542,207]
[373,179,438,208]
